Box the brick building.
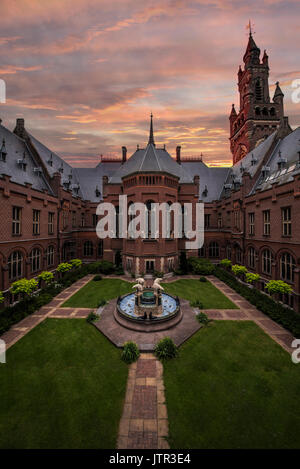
[0,32,300,310]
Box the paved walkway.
[1,275,94,350]
[206,276,296,354]
[117,353,169,450]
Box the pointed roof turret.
[148,112,155,146]
[243,29,260,66]
[273,81,284,99]
[262,49,269,66]
[229,103,237,120]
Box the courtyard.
[0,273,299,449]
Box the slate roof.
[0,123,53,194]
[108,143,194,183]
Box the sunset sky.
[0,0,299,167]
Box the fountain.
[116,277,180,327]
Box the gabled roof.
[182,160,230,202]
[0,123,53,194]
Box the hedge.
[215,267,300,338]
[0,260,115,336]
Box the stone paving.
[117,353,169,450]
[1,275,94,350]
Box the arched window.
[84,241,93,257]
[280,253,295,282]
[209,242,219,258]
[236,246,242,264]
[262,249,272,275]
[47,245,55,266]
[30,248,41,273]
[248,247,256,269]
[8,251,23,280]
[98,240,103,258]
[255,79,263,101]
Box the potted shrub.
[265,280,292,300]
[231,264,248,282]
[220,258,232,270]
[69,259,82,269]
[38,271,54,288]
[56,262,72,278]
[10,278,38,312]
[245,272,260,289]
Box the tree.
[10,278,38,299]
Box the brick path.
[1,275,94,350]
[206,276,296,354]
[117,353,169,450]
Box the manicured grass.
[0,319,128,449]
[162,279,238,309]
[62,278,133,308]
[164,321,300,449]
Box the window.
[167,258,174,272]
[209,242,219,258]
[12,207,22,235]
[126,258,133,272]
[198,246,205,258]
[262,249,272,275]
[248,247,256,269]
[282,207,291,236]
[280,253,295,282]
[33,209,40,235]
[263,210,270,236]
[81,213,85,227]
[84,241,93,256]
[72,211,76,227]
[48,212,54,235]
[30,248,41,273]
[115,206,119,238]
[92,214,98,227]
[226,244,232,259]
[217,215,223,229]
[234,211,240,230]
[204,214,210,229]
[47,245,55,266]
[249,213,255,235]
[236,247,242,264]
[8,251,23,280]
[98,240,103,258]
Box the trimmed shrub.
[196,312,211,326]
[98,299,106,307]
[215,267,300,338]
[87,311,98,323]
[188,257,215,275]
[38,271,54,285]
[265,280,293,295]
[93,275,102,281]
[69,259,82,268]
[190,299,203,309]
[220,258,232,269]
[11,278,38,297]
[155,337,178,361]
[57,262,72,274]
[231,265,248,277]
[0,292,4,304]
[199,276,207,282]
[245,272,260,284]
[122,341,140,364]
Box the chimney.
[14,118,26,139]
[122,146,127,164]
[176,145,181,164]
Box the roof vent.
[261,165,270,178]
[202,185,208,197]
[277,151,287,170]
[33,167,42,175]
[0,138,7,162]
[47,153,53,166]
[17,153,27,171]
[250,153,257,166]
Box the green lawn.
[164,321,300,449]
[62,278,133,308]
[0,319,128,449]
[162,279,237,309]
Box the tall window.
[204,214,210,229]
[263,210,270,236]
[72,211,76,227]
[236,247,242,264]
[92,214,98,227]
[198,246,205,258]
[262,249,272,275]
[33,209,40,235]
[12,207,22,235]
[81,213,85,227]
[217,215,223,229]
[280,253,295,282]
[84,241,93,256]
[248,247,256,269]
[249,213,255,235]
[115,206,119,238]
[209,242,219,258]
[47,245,55,266]
[234,211,240,230]
[98,240,103,258]
[48,212,54,235]
[8,251,23,280]
[226,244,231,259]
[30,248,41,273]
[282,207,291,236]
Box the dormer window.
[95,186,101,197]
[47,153,53,166]
[33,167,42,176]
[277,151,287,170]
[0,138,7,162]
[17,153,27,171]
[68,171,73,180]
[261,165,270,179]
[251,153,257,166]
[59,163,64,173]
[202,185,208,197]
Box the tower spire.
[148,112,155,146]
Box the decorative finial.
[148,112,155,146]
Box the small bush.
[245,272,260,284]
[190,299,203,309]
[69,259,82,268]
[38,271,54,284]
[199,276,207,282]
[93,274,102,281]
[57,262,72,273]
[188,257,215,275]
[265,280,293,295]
[231,265,248,277]
[155,337,178,361]
[87,311,98,323]
[122,341,140,364]
[98,299,106,307]
[196,312,211,326]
